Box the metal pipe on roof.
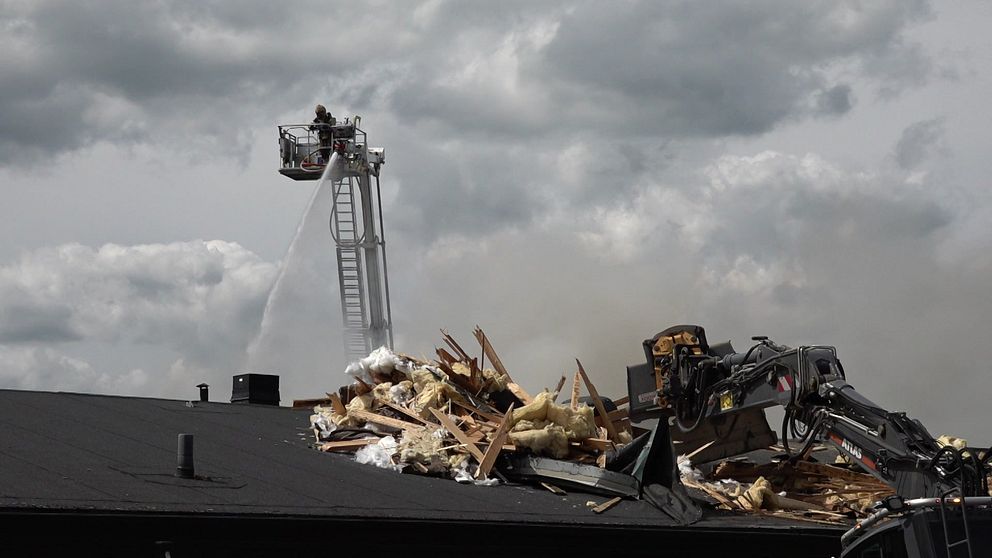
[176,434,194,479]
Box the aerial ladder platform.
[276,118,393,363]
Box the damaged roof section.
[0,387,850,558]
[306,328,642,493]
[301,328,899,527]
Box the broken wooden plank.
[710,459,889,509]
[441,329,473,361]
[506,382,533,405]
[443,362,484,394]
[293,397,333,409]
[434,359,456,379]
[429,408,486,462]
[682,478,738,510]
[807,488,893,498]
[468,357,481,390]
[683,440,716,462]
[473,327,534,404]
[570,369,582,411]
[319,438,379,452]
[540,482,567,496]
[450,399,504,424]
[792,460,886,484]
[592,496,622,514]
[476,403,515,479]
[435,347,458,366]
[327,392,347,415]
[380,400,436,426]
[349,409,425,433]
[576,359,620,443]
[551,374,567,402]
[472,327,506,376]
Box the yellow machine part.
[649,329,704,409]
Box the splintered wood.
[307,327,633,486]
[576,359,619,443]
[592,496,623,514]
[302,327,885,525]
[679,451,895,524]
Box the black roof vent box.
[231,373,280,406]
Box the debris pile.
[679,453,895,524]
[301,327,910,523]
[305,328,637,483]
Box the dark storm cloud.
[895,117,946,169]
[392,1,932,137]
[377,0,935,243]
[0,0,406,162]
[386,137,557,242]
[699,151,952,264]
[0,304,80,343]
[0,0,934,163]
[814,85,855,116]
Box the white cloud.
[0,345,149,394]
[0,239,273,346]
[0,0,935,163]
[0,240,277,396]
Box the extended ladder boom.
[277,121,392,363]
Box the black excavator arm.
[625,325,991,556]
[627,325,990,500]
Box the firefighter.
[311,104,336,164]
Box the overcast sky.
[1,1,990,442]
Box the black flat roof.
[0,388,844,557]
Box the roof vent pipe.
[176,433,194,479]
[196,383,209,402]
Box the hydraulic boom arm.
[628,325,990,499]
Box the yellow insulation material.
[398,428,449,472]
[509,425,570,458]
[341,394,375,427]
[409,368,469,419]
[507,391,599,457]
[371,382,394,405]
[737,476,820,511]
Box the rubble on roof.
[301,327,896,522]
[306,327,639,488]
[678,453,895,524]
